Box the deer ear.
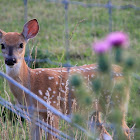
[22,19,39,40]
[0,29,6,42]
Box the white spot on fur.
[62,70,67,72]
[42,69,45,71]
[53,101,56,103]
[80,68,84,71]
[56,82,58,85]
[61,83,65,86]
[44,96,47,100]
[39,71,41,73]
[61,90,65,93]
[48,87,52,91]
[45,90,50,97]
[86,68,90,70]
[53,91,56,94]
[48,77,54,80]
[38,90,43,96]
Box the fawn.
[0,19,131,140]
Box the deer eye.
[19,43,23,49]
[1,43,5,50]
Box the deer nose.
[5,58,17,66]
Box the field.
[1,0,140,139]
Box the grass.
[1,0,140,139]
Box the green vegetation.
[0,0,140,139]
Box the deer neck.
[6,60,33,105]
[6,59,29,84]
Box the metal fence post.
[108,0,112,32]
[63,0,70,62]
[23,0,31,66]
[23,1,36,139]
[24,0,28,23]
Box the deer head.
[0,19,39,67]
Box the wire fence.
[1,0,140,66]
[21,0,140,66]
[0,0,140,139]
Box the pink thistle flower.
[106,31,129,48]
[93,40,111,54]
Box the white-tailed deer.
[0,19,131,140]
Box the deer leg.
[90,111,112,140]
[30,111,41,140]
[122,114,131,140]
[121,86,131,140]
[31,123,40,140]
[46,114,59,140]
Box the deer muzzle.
[5,57,17,66]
